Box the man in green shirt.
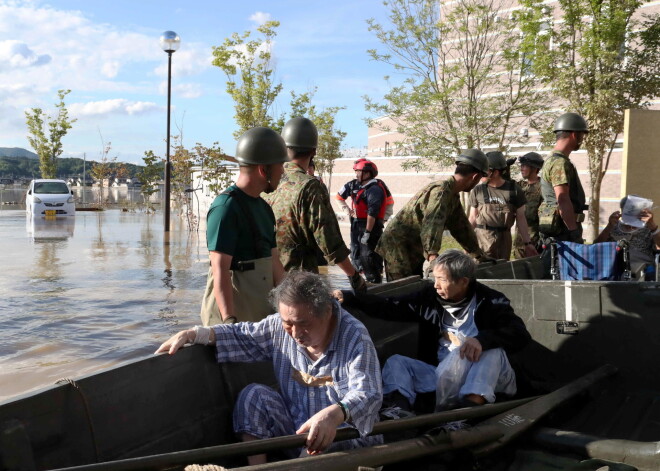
[200,127,287,326]
[538,113,589,243]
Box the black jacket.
[342,281,531,366]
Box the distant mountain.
[0,147,38,159]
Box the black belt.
[475,224,508,233]
[230,260,256,272]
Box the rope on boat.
[185,465,228,471]
[56,377,101,463]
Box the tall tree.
[365,0,549,171]
[212,21,283,138]
[518,0,660,239]
[25,89,76,178]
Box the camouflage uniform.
[263,161,350,272]
[376,177,485,280]
[538,151,587,242]
[513,179,542,259]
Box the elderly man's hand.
[608,210,622,226]
[155,329,194,355]
[296,404,344,455]
[459,337,483,362]
[640,209,655,227]
[332,289,344,303]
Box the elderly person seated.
[340,249,530,413]
[156,270,383,464]
[595,196,660,280]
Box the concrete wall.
[621,109,660,209]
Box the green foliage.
[365,0,549,170]
[192,142,235,196]
[518,0,660,238]
[25,90,76,178]
[212,21,283,138]
[139,150,163,211]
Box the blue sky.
[0,0,395,165]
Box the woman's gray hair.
[269,270,333,317]
[429,249,477,281]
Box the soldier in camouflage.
[376,149,490,280]
[513,152,544,259]
[263,117,367,292]
[538,113,589,243]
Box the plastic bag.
[434,346,471,411]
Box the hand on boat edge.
[296,404,344,455]
[155,329,195,355]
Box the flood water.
[0,199,348,402]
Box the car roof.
[31,179,68,183]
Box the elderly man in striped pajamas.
[156,270,383,465]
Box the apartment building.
[362,0,660,237]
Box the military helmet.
[455,149,488,175]
[235,127,289,166]
[485,151,507,170]
[554,112,589,133]
[518,152,544,169]
[354,159,378,178]
[281,117,318,149]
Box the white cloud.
[158,81,203,99]
[69,99,162,117]
[0,40,50,70]
[101,61,120,78]
[153,48,213,79]
[249,11,272,26]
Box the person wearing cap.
[376,149,490,280]
[263,117,367,292]
[468,151,537,260]
[513,152,544,259]
[595,196,660,280]
[538,112,590,243]
[200,127,287,326]
[353,160,388,283]
[336,159,394,273]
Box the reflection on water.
[0,209,349,401]
[0,186,160,209]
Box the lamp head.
[160,31,180,53]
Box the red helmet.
[354,159,378,178]
[353,158,368,170]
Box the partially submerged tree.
[25,89,76,178]
[139,151,163,212]
[90,133,116,205]
[365,0,549,170]
[212,21,283,138]
[518,0,660,239]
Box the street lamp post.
[159,31,180,232]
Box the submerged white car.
[26,179,76,217]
